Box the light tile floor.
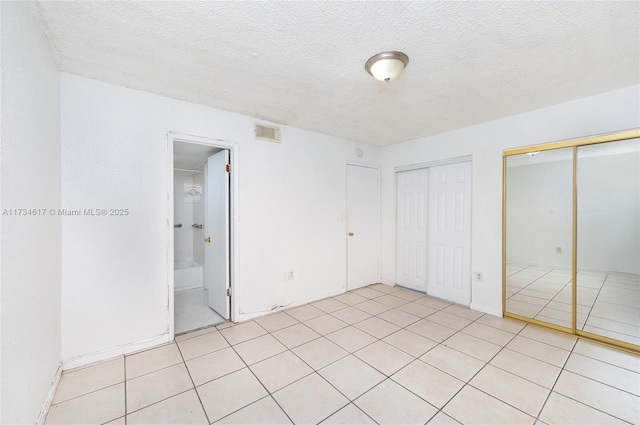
[506,263,640,346]
[46,283,640,424]
[175,287,226,334]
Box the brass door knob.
[204,237,211,243]
[348,232,354,236]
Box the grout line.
[314,298,477,421]
[507,265,639,344]
[265,393,296,425]
[123,388,194,417]
[581,322,640,342]
[534,336,577,423]
[217,322,298,425]
[112,286,636,425]
[212,394,288,424]
[572,271,609,331]
[558,367,640,399]
[263,292,435,423]
[123,356,127,425]
[46,381,123,407]
[571,346,640,374]
[124,361,186,381]
[174,340,212,424]
[435,319,538,422]
[347,402,381,425]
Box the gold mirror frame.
[503,128,640,354]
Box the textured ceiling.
[33,1,639,146]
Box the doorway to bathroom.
[167,133,237,336]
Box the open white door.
[346,165,380,290]
[427,161,472,305]
[205,150,230,319]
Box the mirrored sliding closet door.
[503,130,640,353]
[576,137,640,347]
[504,148,574,330]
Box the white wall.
[192,168,205,268]
[577,149,640,274]
[60,74,379,363]
[506,149,640,274]
[380,85,640,316]
[506,158,574,268]
[0,2,62,423]
[174,171,195,262]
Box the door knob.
[204,237,211,243]
[348,232,354,236]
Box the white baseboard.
[36,363,63,425]
[62,333,170,371]
[470,302,502,317]
[237,287,347,322]
[38,334,170,423]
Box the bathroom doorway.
[167,133,237,336]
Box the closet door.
[504,148,573,328]
[576,138,640,346]
[427,162,472,305]
[504,130,640,352]
[396,169,428,292]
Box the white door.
[427,162,472,305]
[346,165,380,290]
[205,150,230,319]
[396,169,429,292]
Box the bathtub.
[174,260,203,291]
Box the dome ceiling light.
[364,51,409,83]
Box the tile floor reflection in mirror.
[506,262,639,346]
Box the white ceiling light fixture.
[365,51,409,83]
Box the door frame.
[166,132,239,339]
[345,162,381,291]
[394,155,473,300]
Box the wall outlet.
[287,270,296,280]
[475,272,483,282]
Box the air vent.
[254,123,281,143]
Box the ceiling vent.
[254,123,281,143]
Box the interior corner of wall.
[62,333,170,371]
[380,278,396,286]
[469,302,502,317]
[35,362,63,425]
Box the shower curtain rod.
[174,168,202,173]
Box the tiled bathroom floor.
[175,287,226,334]
[46,283,639,424]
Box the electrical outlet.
[287,270,296,280]
[475,272,483,282]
